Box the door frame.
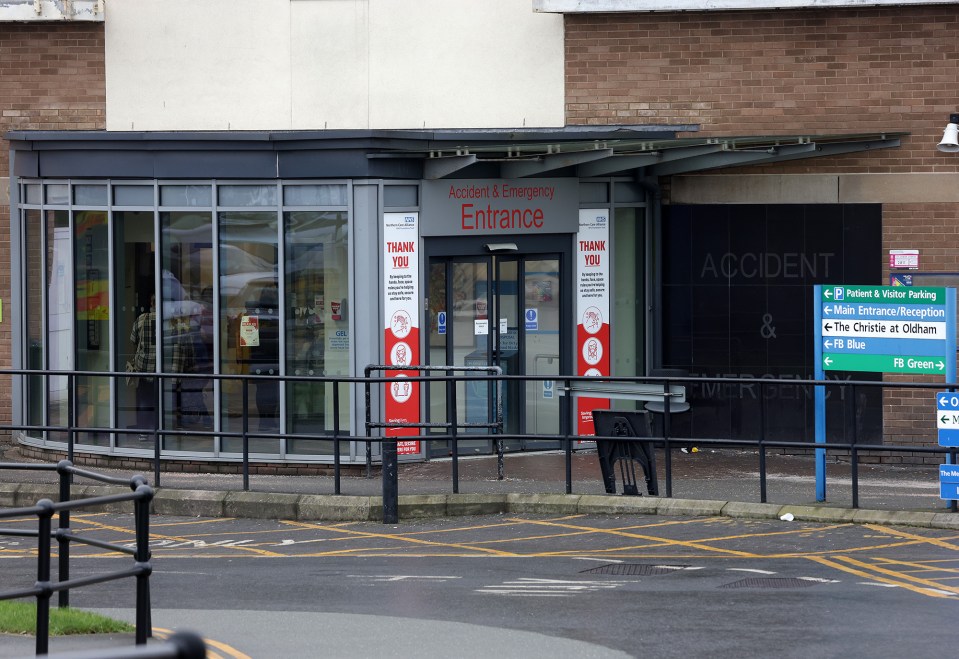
[423,234,575,455]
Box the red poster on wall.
[383,213,420,455]
[576,210,611,436]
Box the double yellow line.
[806,525,959,599]
[153,627,251,659]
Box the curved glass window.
[18,179,353,463]
[219,211,280,453]
[284,211,350,453]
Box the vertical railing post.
[451,371,459,494]
[663,377,673,498]
[364,368,373,480]
[333,379,341,495]
[153,380,164,487]
[242,378,250,491]
[35,499,54,656]
[56,460,71,608]
[381,366,399,524]
[153,373,161,488]
[132,478,153,645]
[495,368,504,481]
[68,373,76,466]
[759,380,767,504]
[850,383,860,509]
[565,377,572,495]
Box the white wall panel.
[106,0,564,131]
[366,0,564,129]
[106,0,292,131]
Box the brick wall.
[566,6,959,173]
[565,8,959,456]
[0,23,105,426]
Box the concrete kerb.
[656,498,727,517]
[0,483,956,529]
[298,494,375,522]
[720,501,785,520]
[506,493,582,515]
[777,505,859,524]
[152,489,226,518]
[224,491,299,520]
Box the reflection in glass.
[427,260,447,444]
[47,211,72,441]
[161,212,215,451]
[24,210,44,435]
[114,211,156,447]
[74,211,110,445]
[284,211,350,455]
[219,211,279,453]
[525,258,560,435]
[453,260,490,452]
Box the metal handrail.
[0,461,154,655]
[3,367,957,515]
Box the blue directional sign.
[437,311,447,335]
[941,464,959,500]
[937,391,959,447]
[817,285,953,374]
[814,285,957,504]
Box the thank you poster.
[383,212,420,454]
[577,209,611,436]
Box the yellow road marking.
[806,556,954,598]
[863,524,959,552]
[154,626,250,659]
[151,518,236,528]
[503,518,760,557]
[870,557,959,574]
[282,520,521,556]
[832,555,959,595]
[64,517,290,558]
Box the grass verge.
[0,601,135,635]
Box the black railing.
[0,460,154,656]
[4,367,958,517]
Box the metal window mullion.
[210,181,222,457]
[105,181,117,450]
[276,183,287,456]
[346,180,356,461]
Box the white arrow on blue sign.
[937,391,959,447]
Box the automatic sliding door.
[426,238,569,456]
[428,257,493,455]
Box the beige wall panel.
[839,173,959,203]
[107,0,564,131]
[366,0,564,129]
[0,178,8,207]
[105,0,292,131]
[290,1,370,130]
[670,175,839,204]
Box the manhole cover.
[720,577,823,589]
[580,564,688,576]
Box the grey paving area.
[0,438,948,513]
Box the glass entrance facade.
[16,180,352,460]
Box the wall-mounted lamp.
[938,113,959,152]
[485,243,518,253]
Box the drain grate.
[580,563,688,576]
[720,577,823,590]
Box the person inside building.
[130,294,157,438]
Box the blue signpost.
[814,285,956,502]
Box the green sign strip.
[820,285,946,305]
[822,353,947,374]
